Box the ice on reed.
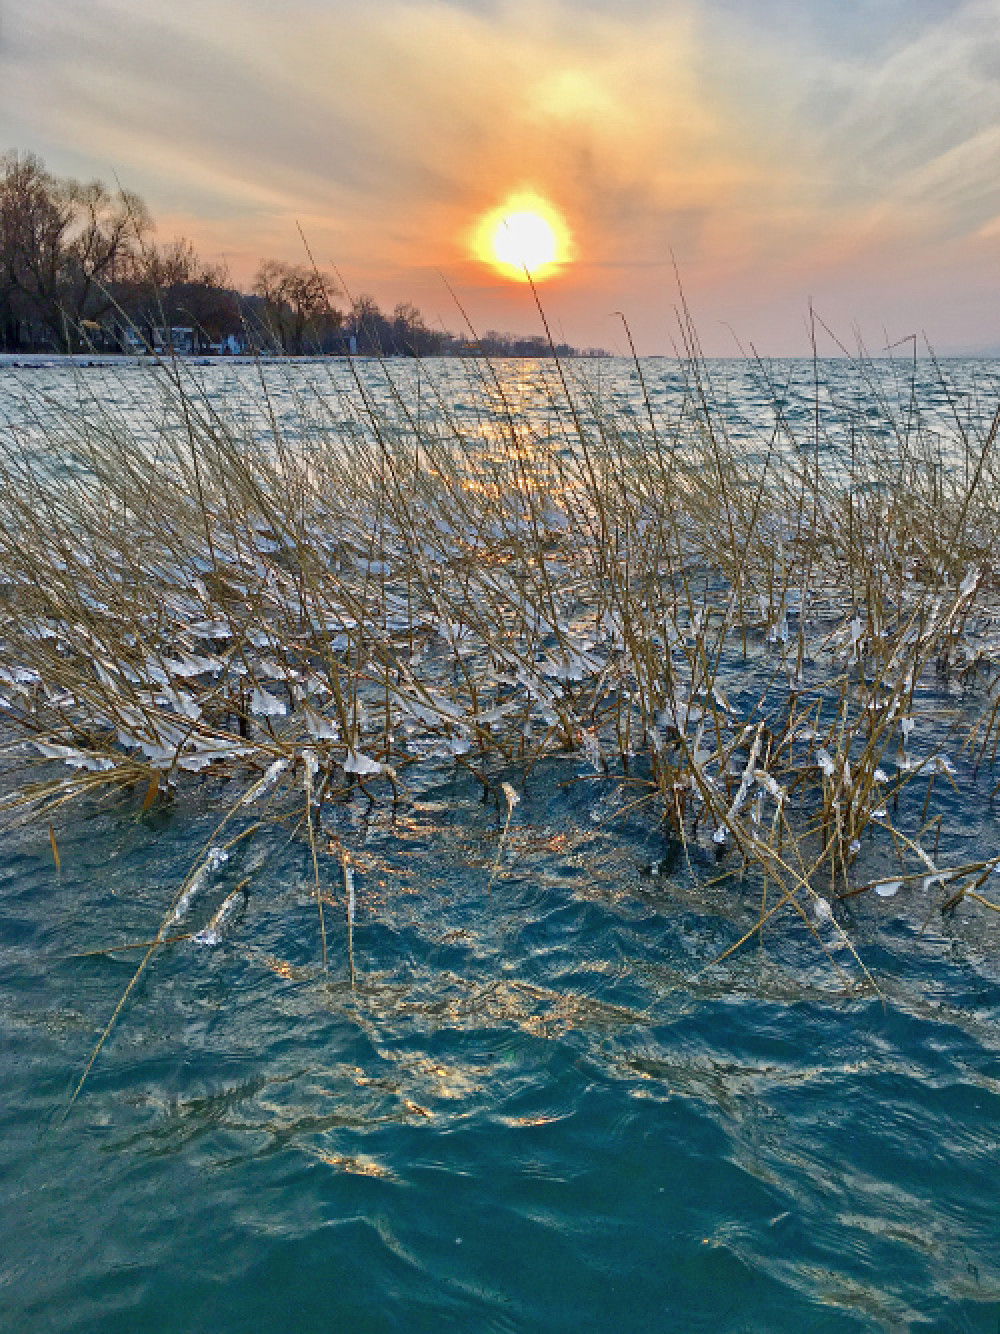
[959,567,981,599]
[656,696,705,735]
[252,757,289,800]
[343,749,383,777]
[301,705,339,741]
[33,741,115,772]
[816,749,836,778]
[169,847,230,926]
[250,687,287,718]
[345,862,356,926]
[192,885,245,946]
[580,727,603,773]
[160,686,201,722]
[754,769,785,807]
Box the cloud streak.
[4,0,999,351]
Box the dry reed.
[2,337,1000,1113]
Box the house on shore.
[118,326,247,356]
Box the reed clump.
[3,342,1000,1012]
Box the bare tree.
[55,179,150,345]
[0,152,68,350]
[252,259,342,354]
[0,151,150,350]
[391,300,442,356]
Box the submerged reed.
[2,339,1000,1104]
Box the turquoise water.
[3,757,1000,1331]
[2,358,1000,1332]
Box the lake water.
[2,356,1000,1332]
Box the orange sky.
[4,0,1000,354]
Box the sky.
[3,0,1000,355]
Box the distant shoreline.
[2,350,998,369]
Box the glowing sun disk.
[475,195,571,282]
[494,211,557,270]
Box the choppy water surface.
[2,358,1000,1333]
[3,351,1000,463]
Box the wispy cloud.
[5,0,999,350]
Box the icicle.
[192,885,245,946]
[816,749,836,778]
[754,769,785,807]
[253,757,289,799]
[346,863,356,926]
[169,847,229,925]
[580,727,603,773]
[959,567,980,599]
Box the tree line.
[0,152,607,358]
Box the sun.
[474,193,572,282]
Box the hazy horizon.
[4,0,1000,356]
